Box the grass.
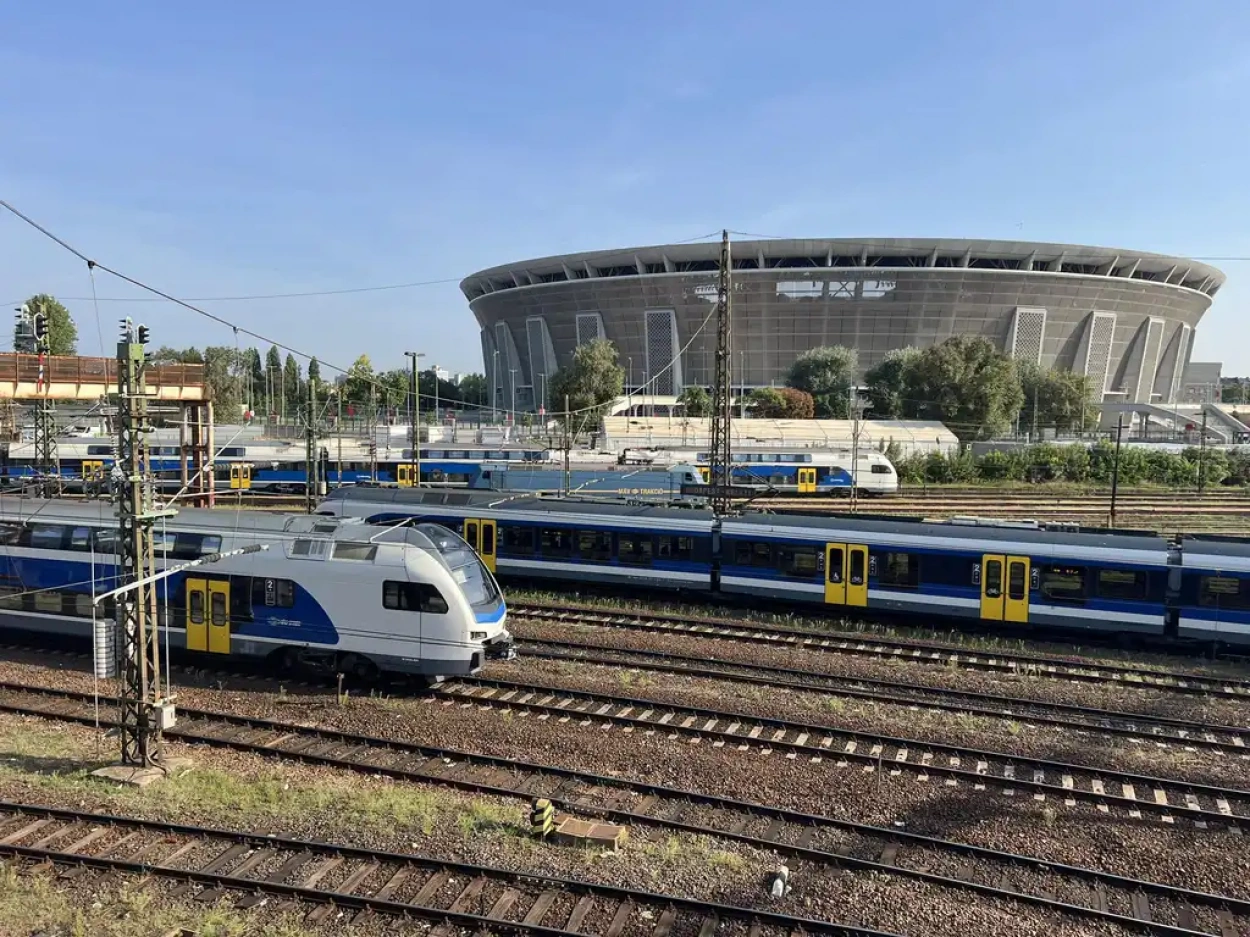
[0,718,525,844]
[0,862,320,937]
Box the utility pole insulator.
[115,318,175,767]
[709,230,734,517]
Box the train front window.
[414,523,499,608]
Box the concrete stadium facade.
[460,238,1224,415]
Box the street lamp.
[509,368,517,432]
[492,350,500,422]
[404,351,425,487]
[627,357,633,418]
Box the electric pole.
[1109,415,1124,529]
[305,375,319,513]
[1198,408,1208,494]
[27,308,58,497]
[115,319,175,767]
[709,229,734,516]
[849,387,865,515]
[563,393,571,497]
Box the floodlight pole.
[709,230,733,517]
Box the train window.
[0,523,20,545]
[618,534,654,566]
[500,527,535,555]
[539,528,574,557]
[577,531,612,562]
[777,546,821,579]
[34,591,61,613]
[752,543,773,567]
[198,535,223,557]
[876,553,918,589]
[383,580,450,614]
[226,577,253,620]
[152,532,175,555]
[94,529,118,553]
[733,541,751,565]
[482,523,495,556]
[1096,570,1148,601]
[189,590,205,624]
[984,560,1002,597]
[251,578,296,609]
[70,527,93,551]
[849,549,866,586]
[334,542,378,562]
[28,524,66,550]
[656,536,695,561]
[870,464,892,474]
[1198,576,1250,611]
[1039,566,1086,603]
[210,591,227,626]
[1008,562,1027,601]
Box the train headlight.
[471,631,487,641]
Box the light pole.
[492,350,500,423]
[509,368,517,431]
[431,364,440,435]
[404,351,424,487]
[627,357,633,418]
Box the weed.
[708,850,746,871]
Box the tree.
[863,347,920,419]
[243,348,264,410]
[344,354,376,406]
[677,386,711,417]
[547,339,625,429]
[19,294,78,355]
[747,387,787,417]
[149,346,204,365]
[283,353,302,408]
[901,336,1024,443]
[265,345,283,415]
[419,369,461,409]
[1018,362,1099,436]
[786,346,858,418]
[307,357,322,393]
[1223,383,1245,404]
[777,387,816,419]
[376,368,410,412]
[203,346,243,417]
[458,373,487,409]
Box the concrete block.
[553,816,628,851]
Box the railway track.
[439,674,1250,829]
[0,801,889,937]
[517,638,1250,753]
[510,603,1250,698]
[0,681,1242,936]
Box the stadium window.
[777,545,821,579]
[1039,566,1086,603]
[540,528,573,557]
[876,552,918,589]
[383,580,450,614]
[501,526,535,556]
[1096,569,1148,602]
[1198,576,1250,611]
[577,530,612,562]
[617,534,654,566]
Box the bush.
[1024,443,1064,482]
[975,450,1016,481]
[1061,444,1090,482]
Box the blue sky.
[2,1,1249,377]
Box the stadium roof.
[462,238,1225,301]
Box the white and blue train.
[319,487,1250,648]
[0,497,513,681]
[647,449,899,496]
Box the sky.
[2,1,1250,378]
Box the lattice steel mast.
[115,319,173,766]
[709,230,734,516]
[28,307,59,496]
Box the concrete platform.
[91,756,194,788]
[553,816,628,851]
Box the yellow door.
[397,464,413,487]
[479,519,497,573]
[186,577,208,651]
[797,467,816,494]
[846,544,868,607]
[82,459,104,480]
[824,544,847,604]
[1004,555,1030,623]
[980,554,1005,621]
[239,465,252,490]
[207,579,231,654]
[699,467,710,482]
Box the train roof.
[1178,534,1250,558]
[728,510,1171,550]
[322,486,710,522]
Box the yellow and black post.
[530,798,555,839]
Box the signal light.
[33,313,48,342]
[137,325,150,345]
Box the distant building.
[1181,362,1222,403]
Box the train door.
[186,578,207,651]
[396,464,413,487]
[82,460,104,481]
[698,467,710,482]
[463,518,497,572]
[1004,556,1030,623]
[208,579,231,653]
[229,464,252,489]
[797,467,816,494]
[824,543,868,607]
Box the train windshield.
[414,523,501,608]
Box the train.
[473,464,706,504]
[0,497,513,681]
[0,440,898,498]
[318,487,1250,649]
[644,449,899,496]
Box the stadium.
[460,238,1224,416]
